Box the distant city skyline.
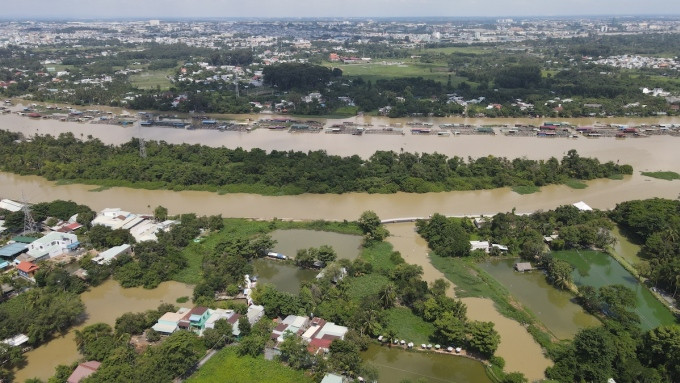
[3,0,680,19]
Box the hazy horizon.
[3,0,680,20]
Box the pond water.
[386,223,551,382]
[268,229,362,260]
[253,229,362,294]
[15,279,194,382]
[552,250,676,331]
[479,259,600,340]
[361,344,492,383]
[611,226,643,265]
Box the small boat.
[426,344,432,349]
[407,342,413,349]
[455,347,462,353]
[421,344,427,349]
[447,346,453,352]
[435,344,440,350]
[400,340,405,345]
[378,335,383,342]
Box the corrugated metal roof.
[0,243,27,258]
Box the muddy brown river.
[3,112,679,382]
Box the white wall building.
[27,232,79,259]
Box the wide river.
[3,113,679,382]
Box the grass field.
[640,171,680,181]
[186,348,314,383]
[384,307,435,345]
[130,69,174,90]
[326,59,465,84]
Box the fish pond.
[253,229,362,294]
[479,259,600,339]
[361,344,492,383]
[552,250,676,331]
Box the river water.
[3,113,678,382]
[15,280,193,382]
[386,223,552,382]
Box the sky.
[3,0,680,19]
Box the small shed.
[514,262,534,272]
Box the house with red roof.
[16,261,39,280]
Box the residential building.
[92,244,131,265]
[26,232,79,259]
[16,261,39,280]
[152,308,190,335]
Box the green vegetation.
[129,69,174,90]
[564,179,588,189]
[640,171,680,181]
[346,274,390,301]
[187,347,314,383]
[512,185,541,194]
[0,131,633,196]
[384,307,435,345]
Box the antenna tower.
[21,193,37,234]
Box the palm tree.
[378,283,396,309]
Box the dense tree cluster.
[262,63,334,91]
[193,234,274,302]
[0,131,632,196]
[416,213,471,258]
[611,198,680,299]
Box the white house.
[27,232,79,259]
[92,244,131,265]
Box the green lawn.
[640,171,680,181]
[384,307,435,345]
[130,69,174,90]
[186,348,314,383]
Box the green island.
[0,130,631,195]
[640,171,680,181]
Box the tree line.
[0,131,632,195]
